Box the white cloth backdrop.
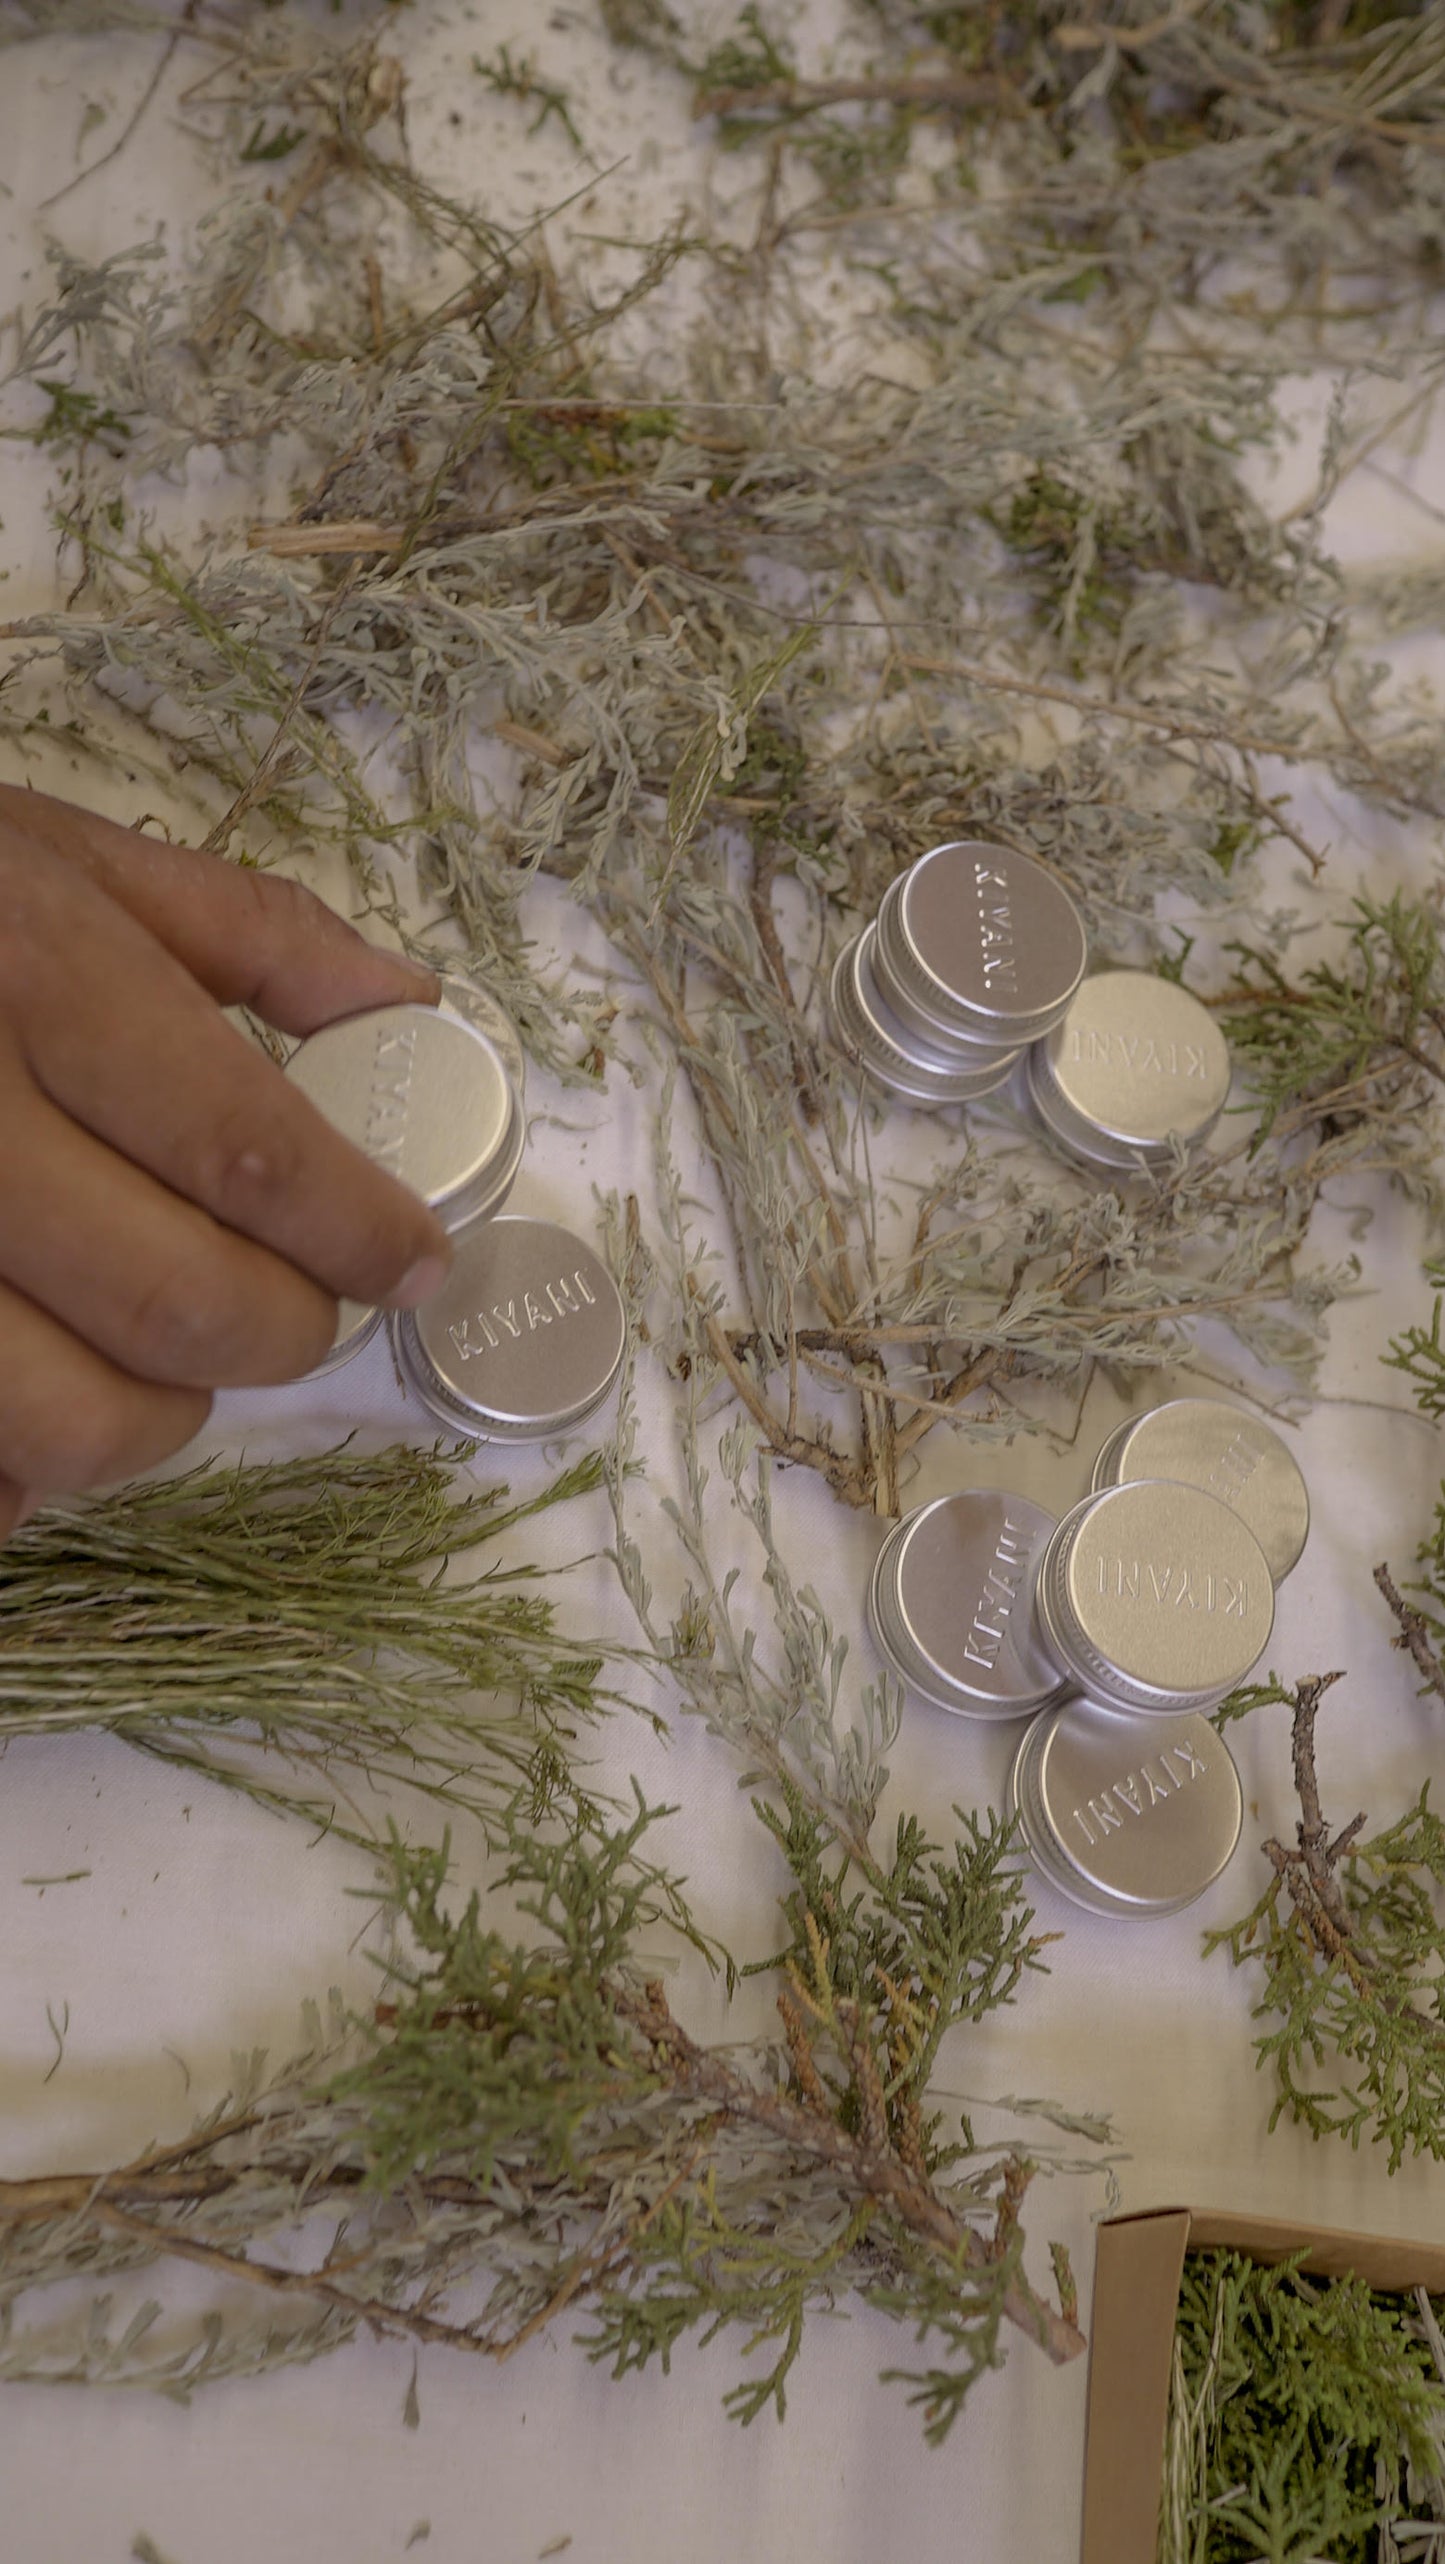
[1,11,1443,2562]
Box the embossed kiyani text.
[448,1269,597,1362]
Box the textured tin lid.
[867,1490,1071,1719]
[873,842,1087,1048]
[1008,1701,1242,1916]
[285,1002,524,1231]
[307,1297,383,1379]
[391,1217,624,1441]
[830,928,1019,1104]
[438,974,527,1099]
[1091,1398,1309,1583]
[1028,972,1230,1169]
[1035,1479,1273,1713]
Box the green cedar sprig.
[1208,1269,1445,2168]
[1161,2249,1445,2564]
[0,1787,1083,2426]
[1218,893,1445,1150]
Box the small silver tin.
[830,927,1020,1105]
[307,1297,384,1377]
[285,1002,525,1233]
[391,1216,625,1441]
[1034,1479,1273,1715]
[867,1490,1073,1720]
[1092,1398,1309,1584]
[1007,1698,1243,1917]
[438,974,527,1100]
[1027,971,1230,1172]
[873,842,1087,1051]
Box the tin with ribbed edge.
[392,1216,625,1441]
[285,1001,525,1232]
[830,927,1019,1106]
[867,1490,1072,1720]
[1027,970,1230,1172]
[438,974,527,1101]
[1092,1398,1309,1585]
[308,1298,384,1378]
[872,841,1087,1052]
[1006,1699,1243,1917]
[1034,1479,1273,1715]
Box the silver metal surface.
[306,1297,383,1378]
[1007,1700,1242,1916]
[391,1217,625,1440]
[867,1490,1071,1719]
[439,974,527,1099]
[873,842,1087,1048]
[1091,1398,1309,1583]
[1028,972,1230,1170]
[829,928,1019,1104]
[1034,1480,1273,1713]
[285,1002,525,1230]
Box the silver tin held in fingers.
[867,1490,1074,1720]
[309,1297,384,1377]
[1091,1398,1309,1585]
[872,842,1087,1051]
[438,974,527,1100]
[1027,971,1230,1172]
[1006,1699,1243,1918]
[285,1002,525,1232]
[391,1217,625,1442]
[829,928,1020,1105]
[1034,1479,1274,1714]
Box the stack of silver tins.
[867,1491,1073,1720]
[1034,1479,1274,1715]
[830,841,1086,1108]
[875,842,1088,1051]
[391,1216,625,1442]
[1027,970,1230,1172]
[285,1001,526,1375]
[1092,1399,1309,1585]
[1007,1699,1243,1918]
[830,927,1020,1104]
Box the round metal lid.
[285,1003,525,1231]
[829,929,1020,1104]
[1092,1398,1309,1584]
[867,1490,1071,1719]
[306,1297,383,1379]
[438,975,527,1099]
[391,1217,625,1441]
[1008,1700,1242,1916]
[874,842,1087,1048]
[1035,1480,1273,1713]
[1029,972,1230,1166]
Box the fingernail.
[11,1492,38,1531]
[386,1252,451,1310]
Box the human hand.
[0,783,452,1540]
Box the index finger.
[0,783,438,1034]
[10,865,450,1312]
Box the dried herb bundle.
[0,1443,612,1836]
[1161,2249,1445,2564]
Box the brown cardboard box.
[1081,2206,1445,2564]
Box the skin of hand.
[0,781,454,1543]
